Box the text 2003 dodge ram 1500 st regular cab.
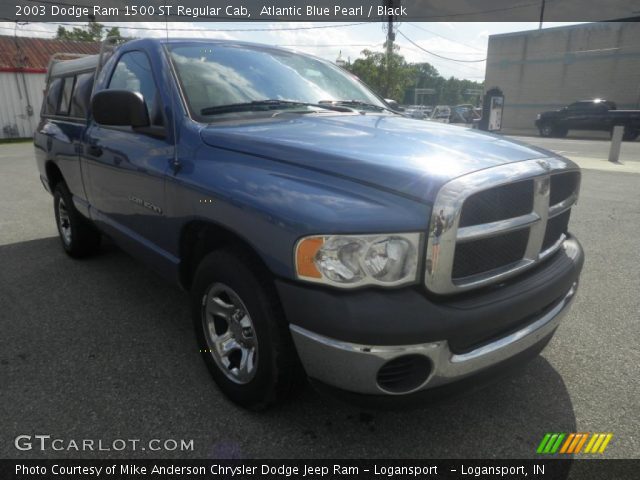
[35,38,583,409]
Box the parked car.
[429,105,480,125]
[535,99,640,140]
[35,38,583,409]
[450,104,481,125]
[404,105,429,119]
[429,105,452,123]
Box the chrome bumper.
[290,283,577,396]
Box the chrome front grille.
[452,228,530,279]
[425,158,580,294]
[459,179,534,227]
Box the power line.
[406,23,485,52]
[397,44,485,71]
[0,20,372,36]
[0,25,54,34]
[280,43,381,48]
[37,20,372,32]
[396,30,486,63]
[0,25,380,50]
[408,0,551,20]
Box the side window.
[108,51,162,125]
[45,78,63,115]
[70,72,95,118]
[56,76,75,115]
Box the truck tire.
[539,124,567,138]
[53,182,101,257]
[539,123,554,137]
[191,249,300,410]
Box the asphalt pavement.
[1,141,638,459]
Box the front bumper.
[290,282,576,396]
[280,236,583,397]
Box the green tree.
[413,62,440,87]
[346,43,417,101]
[346,46,484,106]
[56,22,125,42]
[440,77,462,105]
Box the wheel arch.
[45,161,64,190]
[178,219,277,292]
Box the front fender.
[167,146,431,280]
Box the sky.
[0,21,584,81]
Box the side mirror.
[91,90,149,128]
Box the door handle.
[87,145,103,157]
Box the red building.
[0,35,100,138]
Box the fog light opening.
[376,354,432,394]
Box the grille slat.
[459,180,534,227]
[542,210,571,252]
[452,228,529,279]
[550,172,579,206]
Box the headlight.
[295,233,421,288]
[536,114,541,120]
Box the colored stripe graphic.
[567,434,582,454]
[544,434,559,453]
[539,433,614,454]
[550,434,565,453]
[591,434,606,453]
[574,434,589,453]
[584,434,599,453]
[537,434,552,454]
[598,434,613,453]
[560,434,575,453]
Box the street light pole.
[539,0,546,29]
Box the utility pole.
[538,0,546,29]
[385,0,396,97]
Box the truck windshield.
[167,43,386,121]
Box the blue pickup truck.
[35,38,583,409]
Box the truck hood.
[200,114,552,202]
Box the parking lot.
[509,134,640,169]
[1,140,638,459]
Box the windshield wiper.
[200,99,353,116]
[318,100,396,113]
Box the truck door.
[83,50,174,257]
[583,102,610,131]
[564,102,596,131]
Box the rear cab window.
[44,78,63,115]
[43,70,95,120]
[70,72,95,119]
[57,77,75,116]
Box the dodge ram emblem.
[537,159,551,171]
